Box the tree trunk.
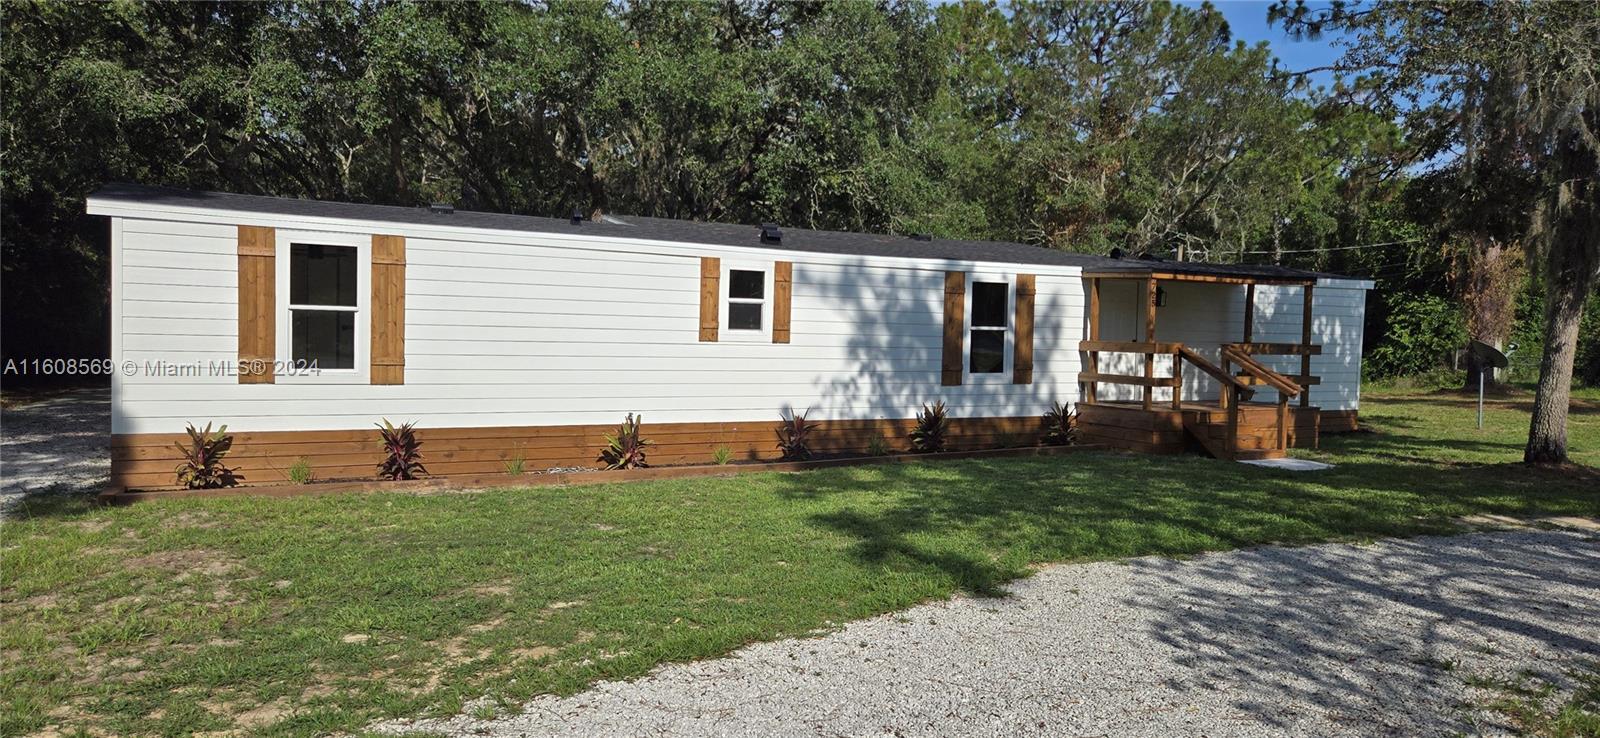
[1460,236,1519,392]
[1525,158,1600,464]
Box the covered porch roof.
[1082,258,1321,286]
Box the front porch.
[1077,267,1323,461]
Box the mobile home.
[87,184,1373,489]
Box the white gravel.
[0,387,110,515]
[376,528,1600,738]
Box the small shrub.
[376,419,428,480]
[1040,401,1078,446]
[866,435,892,456]
[503,453,526,476]
[909,401,950,453]
[711,445,733,465]
[287,457,314,485]
[173,422,240,489]
[776,410,820,461]
[600,413,652,470]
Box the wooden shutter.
[772,261,793,343]
[237,225,275,384]
[371,234,406,384]
[699,257,720,342]
[1013,273,1035,384]
[941,271,965,386]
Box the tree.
[1275,0,1600,464]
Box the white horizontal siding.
[112,217,1088,434]
[111,211,1366,434]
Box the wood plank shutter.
[941,271,965,386]
[772,261,793,343]
[237,225,276,384]
[1013,273,1035,384]
[699,257,720,342]
[371,234,406,384]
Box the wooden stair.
[1182,403,1288,461]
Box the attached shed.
[87,184,1373,488]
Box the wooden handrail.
[1176,347,1253,400]
[1223,347,1301,397]
[1078,340,1185,354]
[1224,342,1321,356]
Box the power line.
[1237,238,1424,256]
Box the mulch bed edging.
[99,444,1104,505]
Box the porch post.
[1243,283,1255,343]
[1300,283,1315,408]
[1143,275,1157,411]
[1085,277,1100,405]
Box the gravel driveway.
[377,528,1600,737]
[1,387,110,515]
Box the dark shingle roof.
[88,183,1333,280]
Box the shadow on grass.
[773,443,1598,602]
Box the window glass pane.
[729,270,765,300]
[972,282,1007,327]
[291,244,357,306]
[291,310,355,369]
[729,302,763,330]
[970,329,1004,373]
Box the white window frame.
[274,229,370,383]
[964,273,1013,381]
[719,260,775,342]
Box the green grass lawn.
[3,388,1597,737]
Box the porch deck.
[1079,267,1323,461]
[1079,401,1321,461]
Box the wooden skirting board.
[1078,405,1359,457]
[111,415,1053,489]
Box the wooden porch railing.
[1078,340,1308,457]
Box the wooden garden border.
[99,443,1104,505]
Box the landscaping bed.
[101,443,1102,504]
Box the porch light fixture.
[1155,286,1168,307]
[759,223,782,244]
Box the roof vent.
[570,207,584,225]
[1137,251,1163,262]
[429,202,454,215]
[910,233,933,242]
[759,223,782,244]
[1109,247,1124,259]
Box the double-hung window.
[289,243,358,369]
[721,264,771,339]
[276,230,369,380]
[968,280,1009,374]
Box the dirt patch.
[466,615,507,634]
[234,698,292,729]
[541,600,586,614]
[466,579,514,597]
[126,549,242,579]
[511,645,558,661]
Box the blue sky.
[1192,1,1346,90]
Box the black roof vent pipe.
[570,207,584,225]
[759,223,782,243]
[910,233,933,242]
[1109,247,1124,259]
